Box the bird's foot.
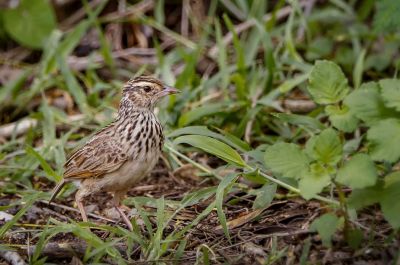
[115,206,133,231]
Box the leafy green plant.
[172,60,400,248]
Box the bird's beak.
[160,85,180,97]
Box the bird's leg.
[75,190,88,222]
[113,191,133,231]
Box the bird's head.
[120,76,179,112]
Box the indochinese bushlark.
[50,76,179,231]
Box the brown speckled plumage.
[50,76,179,230]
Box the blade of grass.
[25,146,61,182]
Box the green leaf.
[0,193,44,238]
[345,82,395,124]
[367,119,400,163]
[305,128,342,165]
[253,183,277,209]
[216,173,239,241]
[373,0,400,33]
[173,135,245,167]
[347,183,383,210]
[25,146,61,182]
[3,0,56,49]
[310,213,340,247]
[347,228,363,249]
[278,73,309,93]
[264,143,309,179]
[299,163,331,199]
[381,181,400,228]
[380,79,400,112]
[325,105,358,133]
[384,171,400,187]
[168,126,250,152]
[336,154,377,189]
[57,56,88,113]
[178,102,240,127]
[307,60,349,104]
[272,113,325,131]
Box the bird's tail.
[49,179,66,204]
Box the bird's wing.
[63,125,127,179]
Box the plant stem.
[333,180,350,234]
[166,143,339,206]
[165,144,222,180]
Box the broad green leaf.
[310,213,340,247]
[384,171,400,187]
[253,183,277,209]
[168,126,250,152]
[325,105,358,132]
[264,142,309,179]
[299,163,331,199]
[336,154,377,189]
[380,79,400,111]
[272,113,325,131]
[305,128,342,165]
[3,0,56,49]
[367,119,400,163]
[307,60,349,104]
[348,178,400,228]
[345,82,395,124]
[173,135,245,167]
[348,183,383,210]
[381,181,400,228]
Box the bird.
[49,76,179,231]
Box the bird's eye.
[143,86,151,93]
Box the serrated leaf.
[3,0,56,49]
[264,143,309,179]
[307,60,349,104]
[299,163,331,199]
[325,105,358,132]
[253,183,277,209]
[336,154,377,189]
[173,135,245,167]
[380,79,400,111]
[345,82,395,124]
[310,213,340,247]
[367,119,400,163]
[305,128,342,165]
